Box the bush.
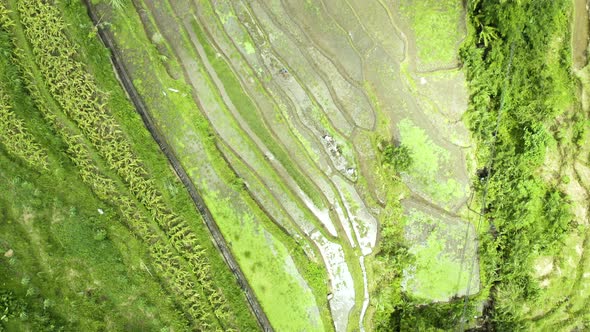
[383,143,413,172]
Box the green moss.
[398,118,464,204]
[400,0,463,66]
[403,211,471,301]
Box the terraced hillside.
[1,0,589,331]
[84,0,478,330]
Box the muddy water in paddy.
[101,0,478,330]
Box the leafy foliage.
[0,90,48,170]
[382,143,413,172]
[461,0,576,328]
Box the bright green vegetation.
[460,0,581,329]
[397,118,464,205]
[397,119,442,175]
[381,143,413,172]
[369,154,412,331]
[406,236,463,300]
[400,0,463,66]
[0,0,259,330]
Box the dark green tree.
[382,144,413,172]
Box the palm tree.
[479,25,499,48]
[109,0,125,10]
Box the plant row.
[0,87,48,170]
[61,128,222,331]
[4,1,237,329]
[8,18,222,329]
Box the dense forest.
[374,0,583,330]
[462,0,578,328]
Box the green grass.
[408,237,462,300]
[0,155,188,331]
[0,25,188,330]
[400,0,463,66]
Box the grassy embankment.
[0,0,259,330]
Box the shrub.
[383,143,413,172]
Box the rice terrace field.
[0,0,589,331]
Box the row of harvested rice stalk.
[35,91,219,328]
[0,87,48,169]
[0,1,236,330]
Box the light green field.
[403,209,472,301]
[400,0,463,66]
[398,118,464,205]
[206,191,324,332]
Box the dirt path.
[81,2,273,330]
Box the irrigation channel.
[82,2,273,331]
